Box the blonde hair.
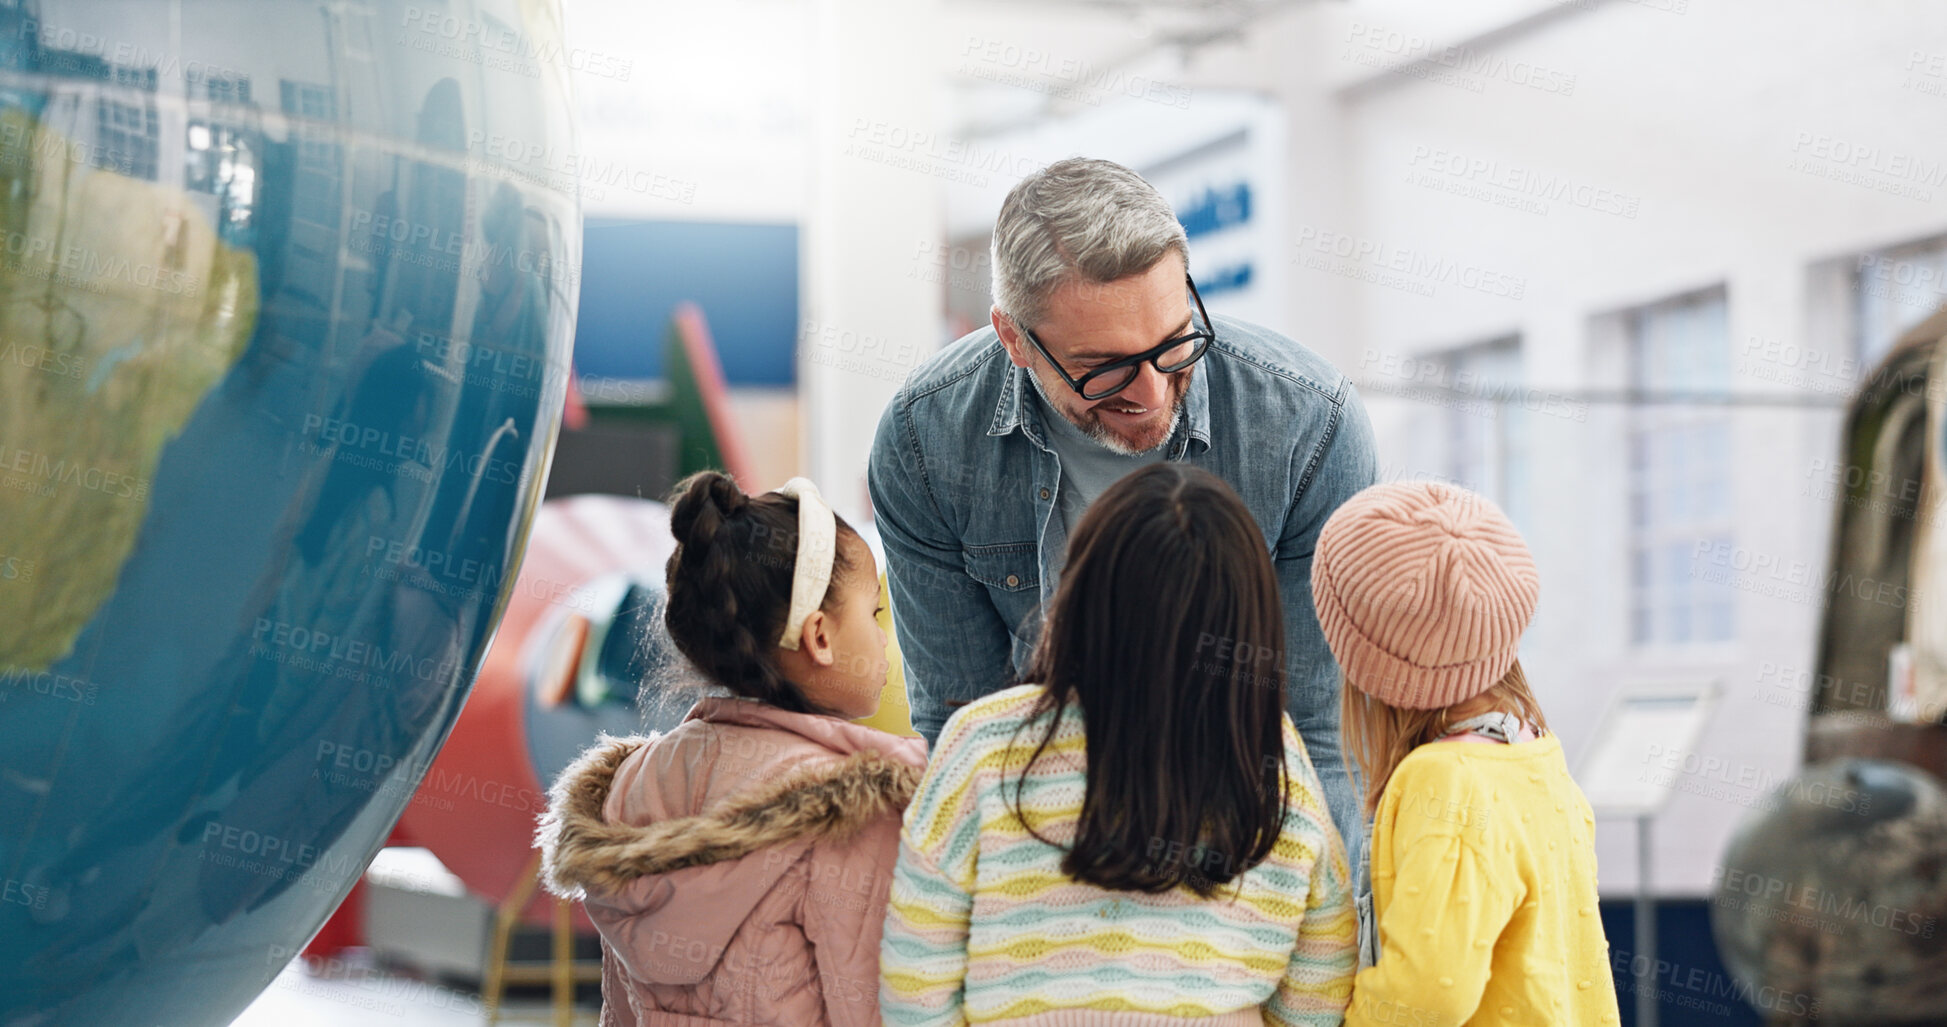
[1340,660,1550,818]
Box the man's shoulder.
[894,325,1009,407]
[1206,315,1352,408]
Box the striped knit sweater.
[879,684,1356,1026]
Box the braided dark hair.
[663,470,859,714]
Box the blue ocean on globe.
[0,1,581,1023]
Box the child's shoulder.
[1276,713,1328,796]
[942,682,1046,727]
[1386,741,1512,807]
[935,684,1054,751]
[954,683,1050,724]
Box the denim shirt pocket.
[962,542,1042,669]
[962,541,1038,592]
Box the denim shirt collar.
[986,357,1212,455]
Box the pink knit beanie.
[1310,481,1539,710]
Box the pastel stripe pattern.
[879,685,1356,1026]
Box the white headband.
[772,477,837,650]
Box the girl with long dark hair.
[879,463,1355,1025]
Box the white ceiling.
[557,0,1547,221]
[940,0,1316,136]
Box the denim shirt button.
[1005,574,1020,587]
[1038,487,1050,500]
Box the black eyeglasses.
[1019,275,1215,401]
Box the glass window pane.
[1429,338,1524,524]
[1629,291,1732,647]
[1704,599,1734,642]
[1667,604,1692,644]
[1854,236,1947,368]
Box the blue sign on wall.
[1177,181,1251,240]
[575,220,800,386]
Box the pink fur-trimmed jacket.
[538,698,927,1027]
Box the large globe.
[0,1,580,1023]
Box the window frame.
[1623,286,1737,652]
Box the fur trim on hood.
[537,734,924,898]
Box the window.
[281,80,336,122]
[272,80,345,351]
[1627,288,1735,647]
[1852,235,1947,370]
[279,80,343,247]
[1442,338,1529,534]
[94,95,158,179]
[108,64,155,91]
[198,72,252,106]
[1402,337,1531,533]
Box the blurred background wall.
[554,0,1947,898]
[299,1,1940,1022]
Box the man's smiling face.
[994,250,1195,456]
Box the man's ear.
[992,306,1031,369]
[796,610,835,666]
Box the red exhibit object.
[396,494,679,927]
[670,301,755,488]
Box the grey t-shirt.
[1032,384,1169,541]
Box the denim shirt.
[867,314,1377,856]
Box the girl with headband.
[540,470,926,1027]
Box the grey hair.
[990,157,1188,331]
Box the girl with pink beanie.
[1310,481,1621,1026]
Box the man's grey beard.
[1024,363,1183,457]
[1082,402,1181,456]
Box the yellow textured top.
[1345,734,1622,1027]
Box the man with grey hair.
[868,157,1375,855]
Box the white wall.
[561,0,811,223]
[555,0,1946,894]
[941,91,1288,329]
